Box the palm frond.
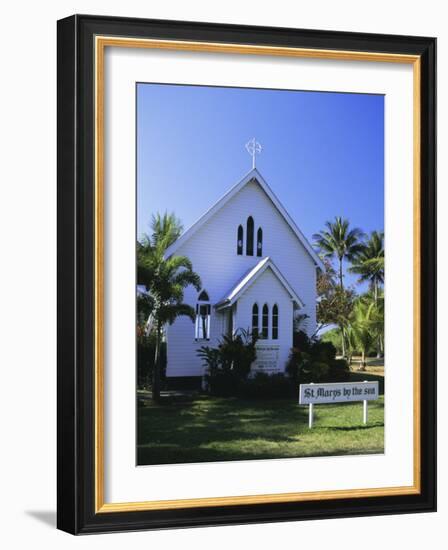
[348,231,384,289]
[159,303,196,325]
[137,211,202,332]
[171,269,202,292]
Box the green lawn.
[137,390,384,465]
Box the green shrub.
[197,328,257,395]
[329,358,351,381]
[312,341,337,364]
[320,328,343,356]
[311,361,330,380]
[285,348,300,381]
[217,330,257,380]
[292,330,312,353]
[286,332,348,384]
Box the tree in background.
[321,289,384,367]
[313,216,365,290]
[360,289,385,358]
[316,259,355,357]
[349,230,384,304]
[137,212,201,400]
[343,325,357,367]
[350,299,376,370]
[350,230,385,358]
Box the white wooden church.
[164,151,323,380]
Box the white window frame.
[195,291,211,341]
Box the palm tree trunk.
[339,258,344,290]
[340,325,346,358]
[359,349,366,371]
[152,322,162,402]
[374,280,382,358]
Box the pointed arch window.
[251,303,259,338]
[237,225,244,255]
[272,304,279,340]
[198,290,209,301]
[195,290,211,340]
[257,227,263,257]
[246,216,254,256]
[262,304,269,339]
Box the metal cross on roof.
[245,138,262,169]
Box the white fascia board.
[215,257,305,310]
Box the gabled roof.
[215,257,304,310]
[164,168,324,269]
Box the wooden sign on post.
[299,381,379,428]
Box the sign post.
[308,382,314,428]
[299,381,379,428]
[308,402,314,428]
[363,380,368,424]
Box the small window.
[246,216,254,256]
[237,225,243,255]
[257,227,263,257]
[198,290,209,301]
[272,304,278,340]
[251,303,259,338]
[262,304,269,339]
[195,290,211,340]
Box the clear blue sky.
[137,83,384,290]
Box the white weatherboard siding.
[166,174,318,378]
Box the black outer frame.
[57,14,436,535]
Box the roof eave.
[214,299,231,311]
[214,258,305,310]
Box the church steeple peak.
[245,138,262,169]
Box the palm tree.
[350,299,376,370]
[313,217,365,290]
[138,213,201,401]
[350,232,384,358]
[147,211,184,251]
[359,289,385,358]
[344,325,357,366]
[349,231,384,304]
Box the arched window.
[246,216,254,256]
[251,303,259,338]
[237,225,244,255]
[195,290,211,340]
[272,304,279,340]
[262,304,269,339]
[257,227,263,257]
[198,290,209,301]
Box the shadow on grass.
[137,395,384,465]
[318,422,384,431]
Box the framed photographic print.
[57,14,436,534]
